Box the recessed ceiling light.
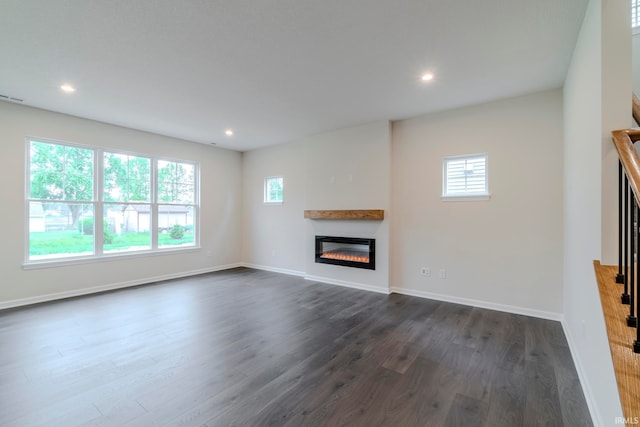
[60,84,76,93]
[421,73,434,82]
[225,129,233,136]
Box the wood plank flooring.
[593,261,640,420]
[0,268,592,426]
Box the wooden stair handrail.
[634,93,640,126]
[612,128,640,203]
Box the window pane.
[104,203,151,253]
[158,160,195,204]
[174,183,194,204]
[30,141,94,201]
[29,202,94,259]
[104,152,151,202]
[158,205,195,248]
[264,176,283,203]
[443,154,488,197]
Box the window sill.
[23,246,200,270]
[441,194,491,202]
[264,201,283,206]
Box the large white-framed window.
[442,153,490,201]
[264,176,283,204]
[26,137,199,265]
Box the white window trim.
[24,136,200,267]
[263,176,284,205]
[441,153,491,202]
[22,247,200,270]
[441,194,491,202]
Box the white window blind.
[634,0,640,28]
[442,153,490,200]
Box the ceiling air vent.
[0,94,24,103]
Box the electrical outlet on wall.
[420,267,430,277]
[439,269,447,279]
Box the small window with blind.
[634,0,640,34]
[442,153,490,201]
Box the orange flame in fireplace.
[321,252,369,263]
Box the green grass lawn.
[30,230,194,256]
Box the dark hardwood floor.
[0,268,592,426]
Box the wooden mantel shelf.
[303,209,384,220]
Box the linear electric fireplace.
[315,236,375,270]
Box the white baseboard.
[0,263,243,310]
[304,274,390,294]
[390,286,562,321]
[241,265,389,294]
[4,262,564,324]
[241,263,305,277]
[560,319,603,427]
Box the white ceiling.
[0,0,589,152]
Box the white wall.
[0,102,243,307]
[241,141,308,275]
[390,90,564,317]
[303,121,391,292]
[563,0,625,424]
[241,120,391,291]
[633,32,640,98]
[601,0,634,265]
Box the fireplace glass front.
[315,236,375,270]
